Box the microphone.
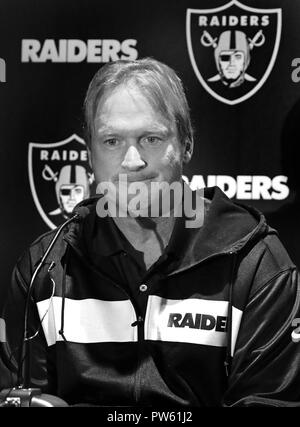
[0,205,89,407]
[0,388,69,407]
[72,205,90,220]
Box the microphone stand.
[0,212,81,407]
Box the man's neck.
[112,214,176,253]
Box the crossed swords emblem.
[42,164,94,184]
[200,29,265,83]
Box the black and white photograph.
[0,0,299,412]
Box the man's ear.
[86,145,93,169]
[183,139,193,164]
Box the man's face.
[218,50,245,80]
[59,184,85,214]
[90,84,188,214]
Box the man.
[1,58,300,407]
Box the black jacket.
[1,187,300,407]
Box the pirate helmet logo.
[203,29,265,88]
[29,134,94,229]
[186,0,282,104]
[45,164,91,218]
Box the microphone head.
[73,206,90,220]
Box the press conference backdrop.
[0,0,300,305]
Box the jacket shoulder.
[237,231,297,301]
[15,226,70,278]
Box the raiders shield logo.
[28,134,94,230]
[186,0,282,105]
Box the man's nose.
[121,145,146,171]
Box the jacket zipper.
[132,314,144,404]
[224,251,237,377]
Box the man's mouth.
[115,174,157,183]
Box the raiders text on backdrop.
[21,39,138,63]
[40,149,88,162]
[183,175,289,200]
[198,14,269,27]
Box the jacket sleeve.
[0,249,55,394]
[223,267,300,407]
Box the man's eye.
[144,136,161,145]
[104,138,118,147]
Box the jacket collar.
[167,187,266,274]
[63,186,267,274]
